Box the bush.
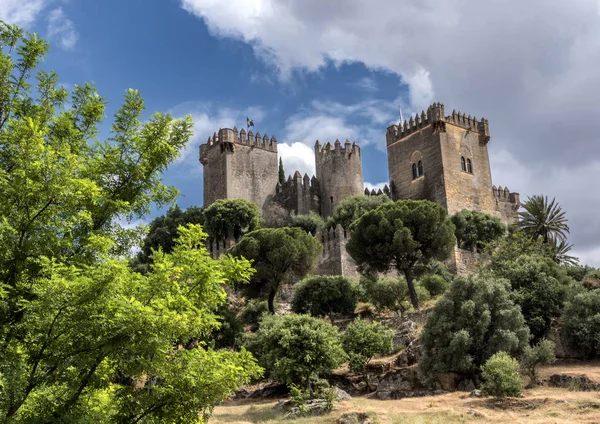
[342,319,394,372]
[481,352,522,397]
[291,276,363,322]
[420,274,530,376]
[521,339,556,385]
[451,209,506,252]
[253,314,347,388]
[239,299,269,331]
[290,213,325,235]
[562,289,600,358]
[419,274,450,297]
[360,277,406,313]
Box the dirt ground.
[210,362,600,424]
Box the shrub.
[342,319,394,373]
[291,276,363,322]
[562,289,600,358]
[521,339,556,385]
[253,314,347,388]
[420,274,530,376]
[360,277,407,313]
[419,274,449,297]
[481,352,522,397]
[239,299,269,331]
[451,209,506,252]
[290,213,325,235]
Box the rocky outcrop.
[548,374,600,391]
[337,412,376,424]
[366,367,443,400]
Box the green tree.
[135,205,204,267]
[418,274,450,297]
[480,352,522,398]
[291,275,362,322]
[562,289,600,358]
[326,194,391,229]
[360,276,407,313]
[520,339,556,385]
[0,24,261,422]
[203,198,261,241]
[451,209,506,252]
[518,195,570,244]
[252,314,346,392]
[420,274,530,377]
[278,157,285,185]
[342,319,394,373]
[228,227,321,313]
[290,212,325,235]
[347,200,456,310]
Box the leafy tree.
[252,314,346,392]
[481,352,522,398]
[520,339,556,385]
[347,200,456,310]
[451,209,506,252]
[203,198,261,241]
[562,289,600,358]
[360,276,407,313]
[342,319,394,373]
[326,194,391,229]
[228,227,321,313]
[279,157,285,185]
[291,275,362,322]
[518,195,569,243]
[290,212,325,235]
[492,254,571,342]
[0,24,261,422]
[239,298,270,331]
[548,238,578,266]
[420,274,530,377]
[135,205,204,267]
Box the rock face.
[548,374,600,391]
[337,412,376,424]
[283,399,331,420]
[392,320,418,350]
[235,382,288,399]
[367,367,443,400]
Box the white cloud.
[351,77,378,93]
[0,0,47,27]
[278,142,315,177]
[47,7,78,50]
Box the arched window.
[417,160,423,176]
[467,158,473,173]
[411,163,418,180]
[461,156,466,172]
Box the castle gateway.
[199,102,519,275]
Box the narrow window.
[412,163,417,179]
[461,156,466,172]
[467,158,473,173]
[417,160,423,176]
[330,196,333,204]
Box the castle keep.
[199,102,520,275]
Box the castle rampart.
[274,171,321,216]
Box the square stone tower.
[199,127,278,214]
[386,103,508,220]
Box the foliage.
[209,302,245,349]
[548,238,578,266]
[360,277,407,313]
[134,205,204,268]
[418,274,450,297]
[289,382,335,414]
[326,194,391,230]
[562,264,596,282]
[252,314,347,390]
[562,289,600,358]
[521,339,556,385]
[291,276,362,322]
[451,209,506,252]
[239,299,270,331]
[518,195,570,244]
[347,200,456,310]
[492,254,571,342]
[203,198,261,241]
[342,319,394,372]
[279,157,285,185]
[228,227,321,313]
[480,352,522,398]
[420,274,530,376]
[290,212,325,235]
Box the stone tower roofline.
[199,126,277,164]
[386,102,491,147]
[314,139,361,157]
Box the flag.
[246,117,254,128]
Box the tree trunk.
[403,267,420,311]
[267,289,276,314]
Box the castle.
[199,102,520,275]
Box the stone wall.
[493,185,520,225]
[446,247,482,276]
[315,140,364,218]
[274,171,320,216]
[315,225,360,279]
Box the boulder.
[391,319,418,351]
[469,389,483,398]
[370,367,433,400]
[283,399,331,420]
[334,387,352,402]
[395,341,423,367]
[337,412,376,424]
[548,374,600,391]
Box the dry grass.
[538,360,600,382]
[210,387,600,424]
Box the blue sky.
[2,0,600,266]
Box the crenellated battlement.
[206,237,237,260]
[492,185,520,205]
[364,184,391,198]
[199,127,278,164]
[314,139,360,157]
[386,102,491,146]
[318,224,349,251]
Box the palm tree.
[547,238,578,266]
[518,195,570,243]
